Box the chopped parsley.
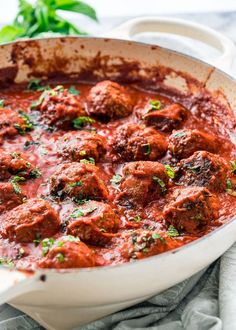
[0,99,4,107]
[173,131,186,138]
[0,257,14,268]
[69,181,83,187]
[73,116,95,130]
[230,161,236,174]
[167,225,179,237]
[30,167,42,179]
[68,85,80,95]
[10,176,26,194]
[165,165,175,179]
[79,150,87,156]
[149,99,161,110]
[56,253,65,263]
[143,143,151,155]
[30,86,64,110]
[70,206,97,218]
[27,79,49,92]
[14,111,34,135]
[130,216,141,223]
[226,178,236,196]
[41,238,55,256]
[110,174,122,186]
[61,235,80,243]
[152,176,167,192]
[80,158,95,165]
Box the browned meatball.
[87,81,133,121]
[38,238,95,269]
[0,182,25,214]
[0,151,39,180]
[67,201,120,246]
[113,123,167,161]
[176,151,230,192]
[163,186,219,233]
[116,161,169,207]
[143,103,188,132]
[35,87,85,128]
[168,129,219,159]
[117,230,179,261]
[49,162,108,200]
[58,131,106,162]
[0,198,60,243]
[0,108,31,143]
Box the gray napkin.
[1,242,236,330]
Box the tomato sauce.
[0,79,235,270]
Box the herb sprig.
[0,0,98,43]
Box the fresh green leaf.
[55,0,98,21]
[68,85,80,95]
[73,116,95,129]
[130,216,141,222]
[0,100,4,107]
[0,25,25,43]
[61,235,80,242]
[0,257,14,268]
[173,131,186,138]
[27,78,49,91]
[143,143,151,155]
[165,165,175,179]
[167,225,179,237]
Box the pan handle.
[105,16,236,73]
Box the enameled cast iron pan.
[0,17,236,330]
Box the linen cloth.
[0,242,236,330]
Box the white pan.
[0,17,236,330]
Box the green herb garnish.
[143,143,151,155]
[173,131,186,138]
[226,178,236,196]
[14,111,34,135]
[149,99,161,110]
[0,99,4,107]
[68,85,80,95]
[41,238,55,256]
[69,181,83,187]
[230,161,236,174]
[70,206,97,218]
[61,235,80,242]
[27,79,49,91]
[73,116,95,129]
[56,253,65,263]
[165,165,175,179]
[167,225,179,237]
[10,176,26,194]
[80,158,95,165]
[110,174,122,186]
[130,216,141,223]
[0,257,14,268]
[152,176,167,192]
[0,0,98,44]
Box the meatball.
[67,201,120,246]
[143,103,187,132]
[116,161,169,207]
[113,123,167,161]
[0,108,31,143]
[176,151,230,192]
[0,182,25,214]
[58,131,106,162]
[87,80,133,121]
[38,238,95,269]
[163,186,219,233]
[0,151,38,180]
[35,86,85,128]
[117,230,177,261]
[49,162,108,200]
[0,198,60,243]
[168,129,219,159]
